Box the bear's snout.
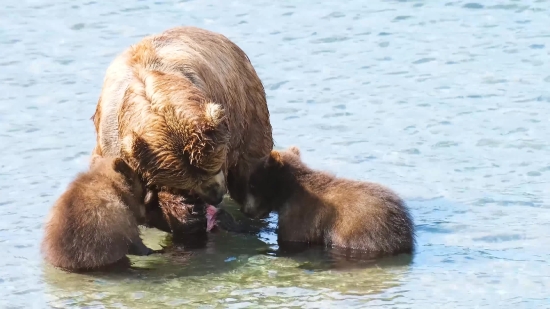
[201,185,224,206]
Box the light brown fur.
[91,26,273,206]
[243,147,415,257]
[41,157,155,272]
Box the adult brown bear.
[91,27,273,235]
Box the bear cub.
[41,156,158,272]
[241,147,415,257]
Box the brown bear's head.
[241,146,302,219]
[121,101,230,206]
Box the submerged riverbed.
[1,0,549,308]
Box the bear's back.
[321,178,414,255]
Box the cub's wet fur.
[242,147,415,257]
[41,156,158,272]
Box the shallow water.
[1,0,550,308]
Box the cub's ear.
[203,102,226,129]
[113,158,136,181]
[266,150,284,168]
[144,188,158,208]
[287,146,301,157]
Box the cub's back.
[322,178,414,255]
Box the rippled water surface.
[1,0,550,308]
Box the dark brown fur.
[91,26,273,207]
[41,157,156,272]
[144,188,207,235]
[242,147,415,257]
[144,188,260,245]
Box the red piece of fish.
[206,205,218,232]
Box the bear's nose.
[208,193,224,206]
[201,185,224,205]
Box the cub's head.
[91,156,146,203]
[242,146,302,219]
[121,102,230,206]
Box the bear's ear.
[266,150,284,168]
[121,132,154,169]
[287,146,301,157]
[113,158,135,181]
[121,132,136,160]
[203,102,226,129]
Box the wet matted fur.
[91,26,273,209]
[242,147,415,257]
[41,157,156,272]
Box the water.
[1,0,549,307]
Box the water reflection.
[266,244,414,272]
[43,228,410,307]
[41,198,413,307]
